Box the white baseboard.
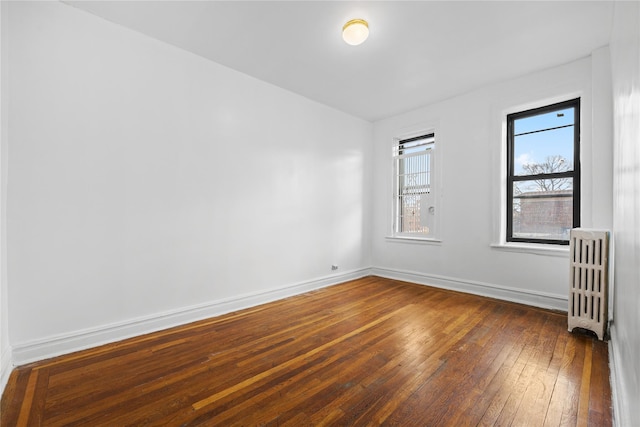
[608,323,631,427]
[11,268,370,366]
[1,346,12,397]
[370,267,568,311]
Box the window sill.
[490,242,569,257]
[385,236,442,245]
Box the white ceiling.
[64,1,615,122]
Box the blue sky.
[513,107,575,175]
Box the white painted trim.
[608,324,629,427]
[489,242,569,258]
[0,345,12,396]
[370,266,567,311]
[11,268,370,366]
[385,236,442,245]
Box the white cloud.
[515,152,534,168]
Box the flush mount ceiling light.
[342,19,369,46]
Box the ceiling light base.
[342,19,369,46]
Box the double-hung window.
[393,133,436,238]
[506,98,580,245]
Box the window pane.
[507,99,579,245]
[398,134,434,155]
[512,178,573,241]
[399,153,430,190]
[513,107,574,135]
[513,126,574,176]
[398,151,431,234]
[394,132,436,238]
[399,193,429,233]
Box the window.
[393,133,436,238]
[507,98,580,245]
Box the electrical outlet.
[331,265,339,271]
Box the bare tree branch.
[518,155,571,192]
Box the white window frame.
[389,129,441,242]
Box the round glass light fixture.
[342,19,369,46]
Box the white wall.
[609,2,640,425]
[371,55,613,310]
[6,1,372,363]
[0,0,10,393]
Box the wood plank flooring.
[1,276,612,426]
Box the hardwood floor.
[1,276,612,426]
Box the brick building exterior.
[514,190,573,239]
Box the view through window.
[393,133,435,237]
[507,99,580,244]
